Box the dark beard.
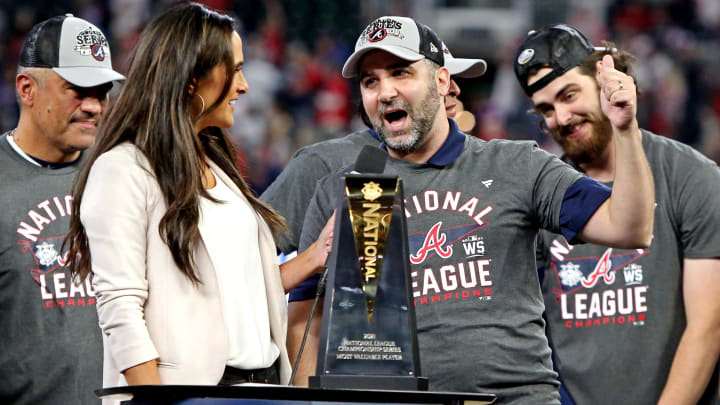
[373,80,441,154]
[551,114,613,165]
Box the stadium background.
[2,0,719,193]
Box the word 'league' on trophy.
[310,146,427,390]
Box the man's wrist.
[613,121,641,139]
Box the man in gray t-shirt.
[0,14,123,405]
[261,41,489,386]
[514,24,720,404]
[291,16,655,404]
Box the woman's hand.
[311,212,336,272]
[279,211,336,293]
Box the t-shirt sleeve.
[673,155,720,258]
[558,177,611,243]
[528,144,585,233]
[535,234,548,285]
[290,171,344,302]
[261,149,333,254]
[298,172,343,252]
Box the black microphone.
[289,145,388,386]
[317,145,386,296]
[352,144,388,174]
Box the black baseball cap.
[342,16,444,78]
[20,14,125,87]
[514,24,611,96]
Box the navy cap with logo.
[342,16,445,78]
[514,24,611,96]
[20,14,125,87]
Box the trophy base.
[309,375,429,391]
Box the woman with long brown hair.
[65,2,332,389]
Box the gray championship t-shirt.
[536,130,720,405]
[260,130,380,254]
[300,129,592,404]
[0,134,102,404]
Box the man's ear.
[16,73,37,107]
[436,66,451,96]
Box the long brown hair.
[66,2,285,284]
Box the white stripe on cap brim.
[53,66,125,87]
[342,45,426,78]
[445,57,487,78]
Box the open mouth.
[563,122,586,138]
[383,109,409,132]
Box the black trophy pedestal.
[309,374,428,390]
[96,384,496,404]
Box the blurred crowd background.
[2,0,720,193]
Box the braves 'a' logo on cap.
[91,43,105,61]
[369,28,387,42]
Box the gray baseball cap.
[19,14,125,87]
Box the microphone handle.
[288,267,328,385]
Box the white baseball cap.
[442,41,487,78]
[19,14,125,87]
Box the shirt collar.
[368,129,381,141]
[7,132,80,169]
[376,119,465,167]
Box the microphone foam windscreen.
[354,145,387,174]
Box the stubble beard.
[373,80,441,154]
[551,106,614,165]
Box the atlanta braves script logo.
[410,221,453,264]
[581,248,615,288]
